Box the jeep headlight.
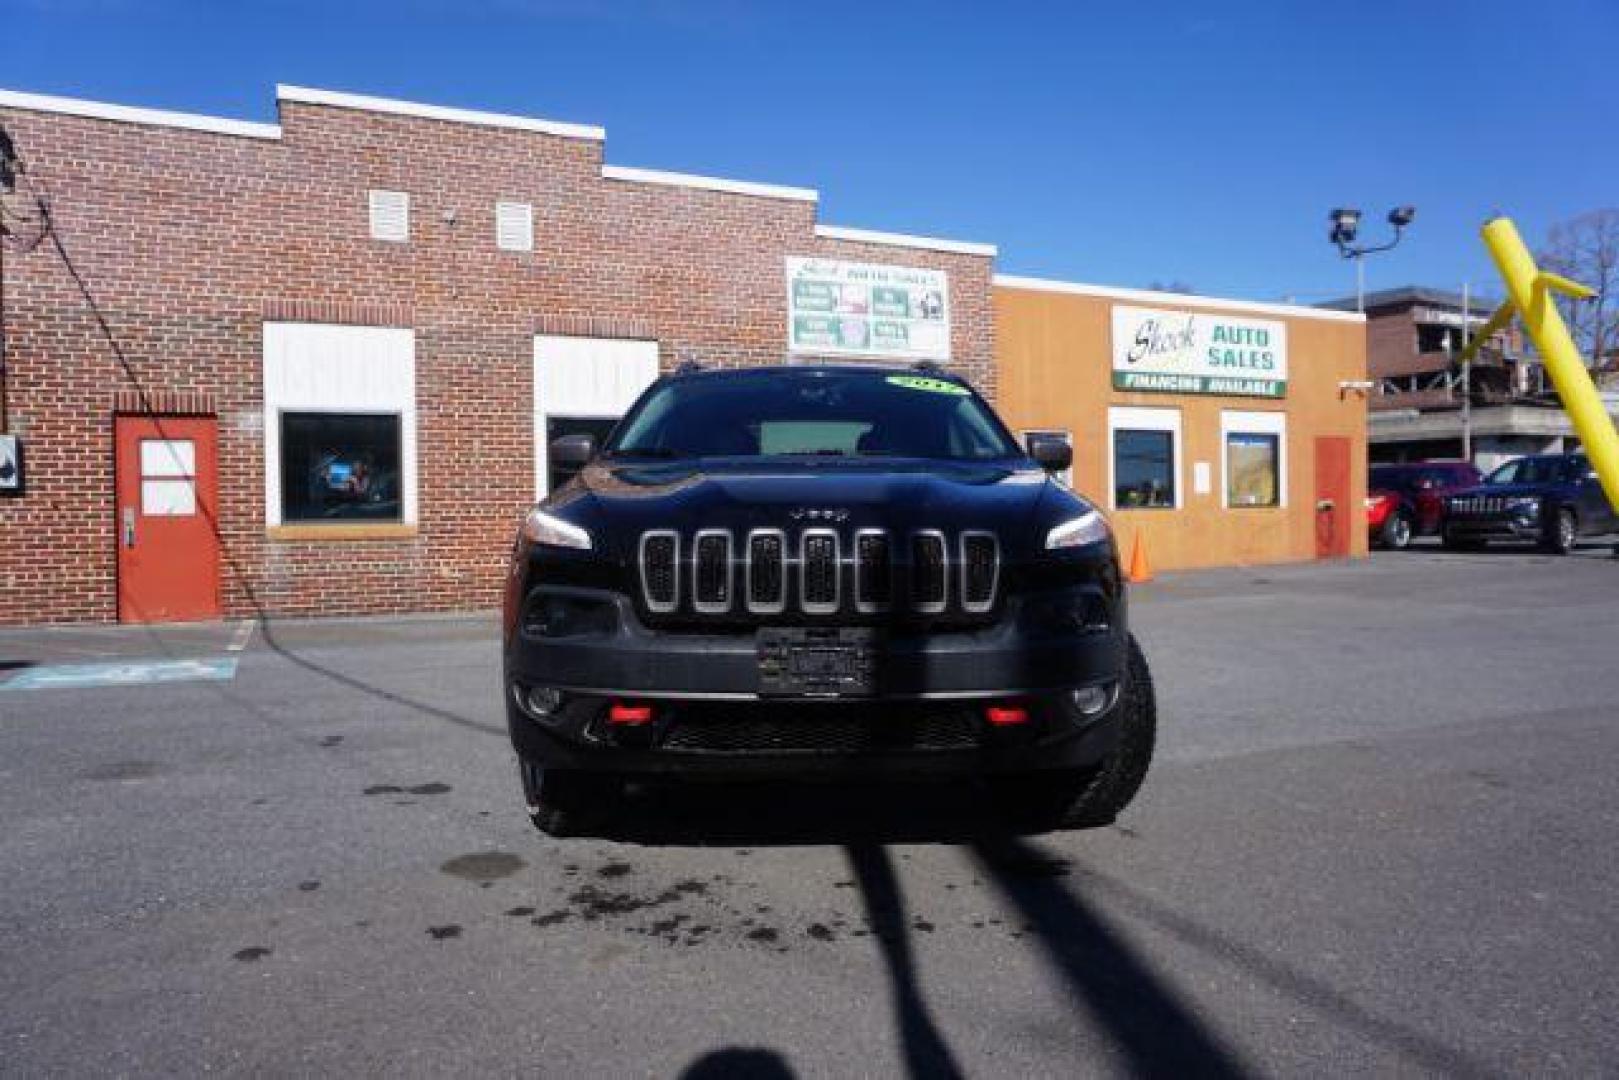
[1046,509,1111,550]
[520,508,592,550]
[1507,496,1541,516]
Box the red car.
[1367,461,1484,549]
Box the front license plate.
[757,627,876,698]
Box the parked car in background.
[1442,453,1617,554]
[1366,461,1483,549]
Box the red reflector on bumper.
[984,705,1029,726]
[608,702,654,725]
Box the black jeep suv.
[502,365,1155,835]
[1443,453,1618,554]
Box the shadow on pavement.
[583,778,1023,847]
[974,838,1500,1077]
[846,843,966,1079]
[254,620,506,738]
[973,835,1250,1077]
[680,1046,796,1079]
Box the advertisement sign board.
[786,257,950,361]
[1112,305,1287,398]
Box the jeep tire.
[523,763,620,837]
[991,632,1156,830]
[1380,509,1414,550]
[1544,509,1577,556]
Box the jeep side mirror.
[549,433,595,469]
[1028,435,1072,474]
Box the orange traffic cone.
[1127,532,1154,584]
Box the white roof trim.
[815,224,997,258]
[994,274,1367,323]
[276,84,605,141]
[0,88,282,140]
[601,164,817,203]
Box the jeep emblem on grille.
[790,508,850,522]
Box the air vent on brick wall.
[496,201,534,252]
[368,190,410,243]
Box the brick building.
[1318,286,1585,471]
[0,83,1369,627]
[0,86,995,624]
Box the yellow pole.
[1480,217,1619,513]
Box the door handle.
[1316,498,1336,512]
[122,507,136,548]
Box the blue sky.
[4,0,1615,305]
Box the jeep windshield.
[605,368,1022,461]
[1486,456,1586,485]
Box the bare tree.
[1538,209,1619,367]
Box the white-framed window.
[1108,406,1182,510]
[262,323,418,528]
[496,201,534,252]
[368,189,410,243]
[1020,429,1073,488]
[533,335,660,498]
[1221,410,1287,509]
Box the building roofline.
[1317,285,1495,313]
[994,274,1366,323]
[0,87,282,140]
[601,164,818,203]
[275,84,605,140]
[815,224,998,258]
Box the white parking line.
[227,620,257,653]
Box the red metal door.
[1314,436,1351,559]
[114,416,221,622]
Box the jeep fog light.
[1072,683,1115,717]
[525,685,564,717]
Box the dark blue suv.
[1442,453,1617,554]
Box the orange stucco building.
[994,277,1369,571]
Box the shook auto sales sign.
[786,257,951,361]
[1111,305,1287,398]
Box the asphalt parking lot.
[2,542,1616,1077]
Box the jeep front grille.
[638,527,998,618]
[639,531,678,612]
[910,531,948,614]
[693,530,732,613]
[800,529,840,613]
[855,529,892,612]
[1451,496,1506,515]
[746,530,786,613]
[960,532,999,613]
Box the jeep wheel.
[991,633,1156,830]
[1380,510,1414,550]
[1544,509,1577,555]
[522,762,619,837]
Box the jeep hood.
[548,457,1063,559]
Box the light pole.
[1328,205,1416,312]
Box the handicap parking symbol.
[0,657,238,691]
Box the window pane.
[141,478,196,516]
[1114,429,1175,508]
[281,413,403,522]
[1227,432,1279,507]
[140,439,195,478]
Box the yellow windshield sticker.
[886,375,969,396]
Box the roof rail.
[674,360,705,375]
[911,360,949,374]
